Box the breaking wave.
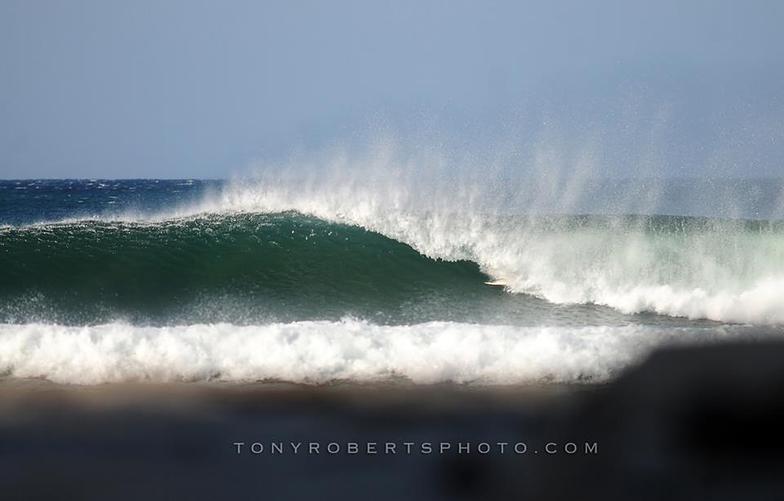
[0,319,760,385]
[200,176,784,325]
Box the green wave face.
[0,212,494,324]
[4,211,779,327]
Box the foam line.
[0,320,747,385]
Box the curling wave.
[209,181,784,325]
[0,212,488,324]
[3,206,784,325]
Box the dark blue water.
[0,179,220,226]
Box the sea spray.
[2,175,784,384]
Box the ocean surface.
[1,178,782,384]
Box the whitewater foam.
[0,320,746,385]
[6,167,784,326]
[205,175,784,325]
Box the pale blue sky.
[1,0,783,178]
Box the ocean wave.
[2,208,784,325]
[208,179,784,324]
[0,212,488,324]
[0,320,750,385]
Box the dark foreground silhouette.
[1,340,783,500]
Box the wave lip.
[0,320,745,385]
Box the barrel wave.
[0,212,490,325]
[2,176,784,384]
[2,209,783,326]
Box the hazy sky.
[1,0,783,179]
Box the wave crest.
[209,179,784,324]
